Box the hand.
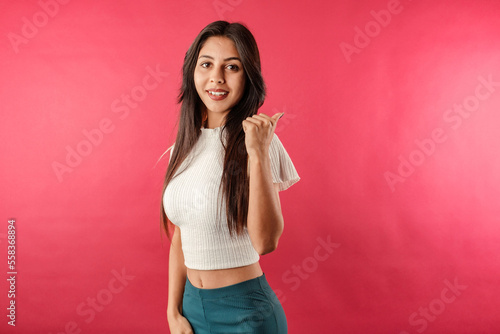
[242,112,284,158]
[168,313,194,334]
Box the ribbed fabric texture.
[163,126,300,270]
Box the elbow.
[255,231,283,255]
[250,218,284,255]
[256,241,278,255]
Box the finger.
[269,112,284,130]
[272,112,284,122]
[242,119,252,132]
[244,116,263,126]
[252,114,272,122]
[256,112,271,119]
[252,114,275,128]
[242,119,257,133]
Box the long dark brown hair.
[160,21,266,240]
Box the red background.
[1,0,500,333]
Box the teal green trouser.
[182,273,288,333]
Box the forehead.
[199,36,240,59]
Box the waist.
[185,271,269,299]
[186,262,263,289]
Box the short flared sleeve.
[269,133,301,191]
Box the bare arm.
[166,226,189,326]
[246,153,284,255]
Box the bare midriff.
[186,262,263,289]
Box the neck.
[203,109,229,129]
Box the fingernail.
[279,112,285,120]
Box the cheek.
[194,70,205,90]
[232,75,245,94]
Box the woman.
[161,20,300,333]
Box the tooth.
[209,91,227,96]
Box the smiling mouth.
[206,90,229,101]
[208,90,228,96]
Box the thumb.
[272,112,285,123]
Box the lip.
[206,89,229,101]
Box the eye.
[226,64,239,71]
[200,62,211,68]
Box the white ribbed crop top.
[162,126,300,270]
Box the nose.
[210,68,225,84]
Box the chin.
[207,104,234,114]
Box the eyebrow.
[198,55,241,62]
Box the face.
[194,36,245,117]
